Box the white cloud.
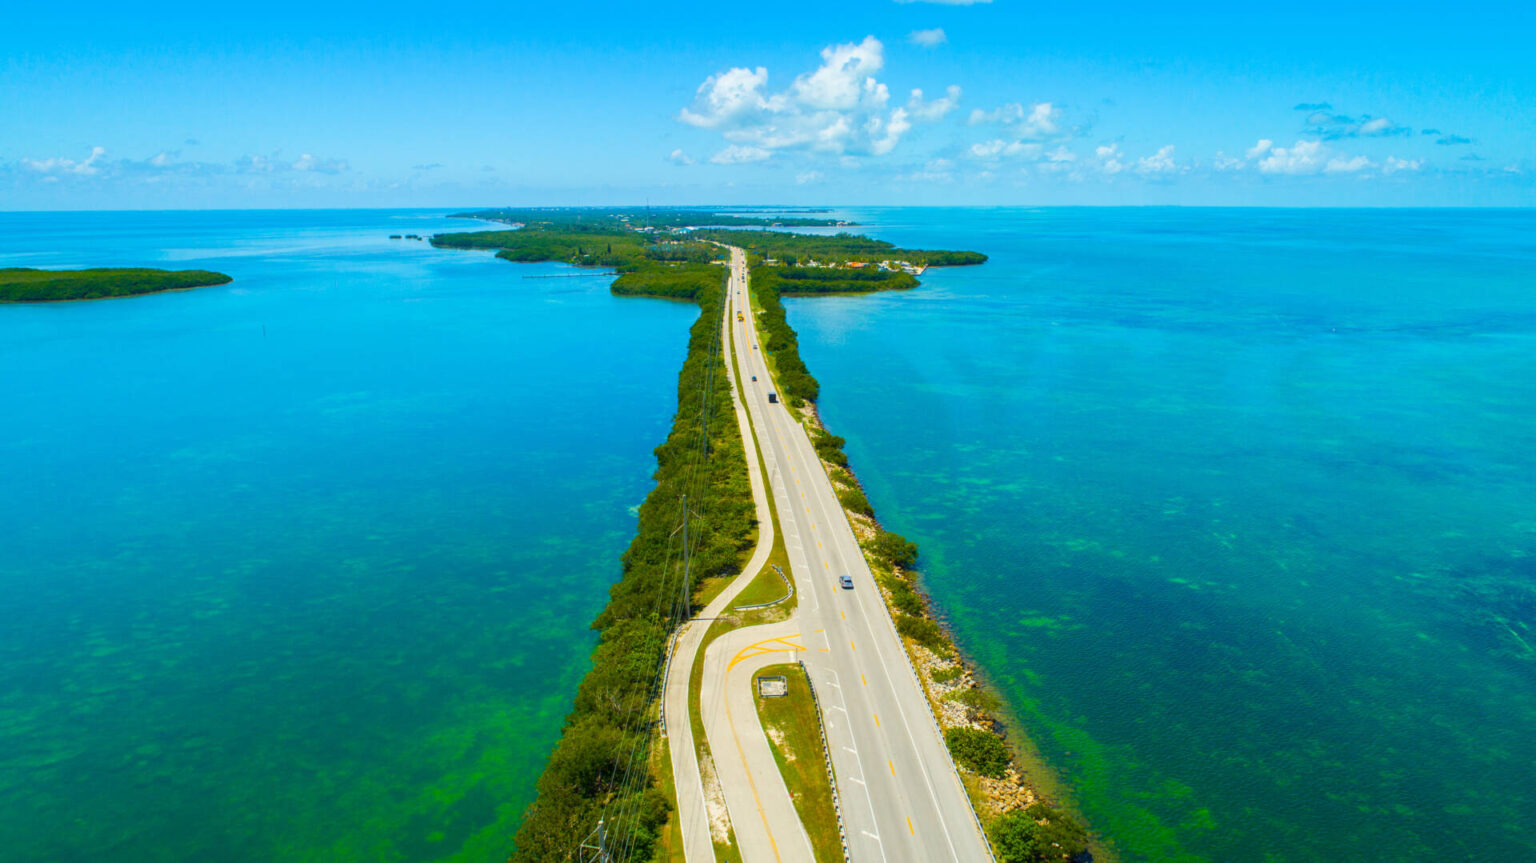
[1046,145,1076,163]
[1257,139,1326,174]
[909,28,947,47]
[23,145,107,175]
[969,139,1040,161]
[1095,144,1125,174]
[677,36,954,160]
[969,139,1007,158]
[1357,117,1393,136]
[1383,156,1422,174]
[907,85,961,121]
[1136,145,1180,175]
[679,66,776,129]
[1245,139,1274,159]
[668,148,695,165]
[791,36,886,111]
[709,145,772,164]
[1324,155,1373,174]
[291,153,348,173]
[795,170,823,185]
[969,101,1061,140]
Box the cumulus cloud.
[291,153,348,173]
[1383,156,1422,174]
[968,101,1062,139]
[23,145,107,175]
[909,28,947,47]
[668,148,695,165]
[1257,139,1327,174]
[1305,110,1410,139]
[1249,139,1395,176]
[8,146,352,191]
[906,85,961,121]
[1324,154,1373,174]
[710,145,771,164]
[1095,143,1126,174]
[968,139,1038,160]
[1136,145,1180,175]
[796,170,823,184]
[678,36,955,161]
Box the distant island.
[0,268,233,303]
[447,207,855,229]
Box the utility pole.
[578,819,613,863]
[680,495,692,620]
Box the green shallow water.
[0,210,697,861]
[784,208,1536,862]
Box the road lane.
[723,247,993,862]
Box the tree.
[871,530,919,569]
[989,805,1091,863]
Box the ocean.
[0,210,697,861]
[4,207,1534,862]
[785,207,1536,862]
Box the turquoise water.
[0,211,697,861]
[786,208,1536,862]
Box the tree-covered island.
[0,268,234,303]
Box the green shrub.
[989,804,1090,862]
[931,666,963,684]
[870,530,919,569]
[837,485,873,516]
[949,687,1003,716]
[885,578,925,617]
[944,726,1011,779]
[896,614,947,652]
[813,433,849,466]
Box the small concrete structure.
[757,675,789,697]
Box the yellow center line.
[823,561,829,570]
[850,640,856,652]
[908,817,915,835]
[874,713,881,727]
[860,673,866,685]
[888,760,895,776]
[841,610,847,621]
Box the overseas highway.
[691,247,992,863]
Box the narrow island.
[431,208,1088,863]
[0,267,233,303]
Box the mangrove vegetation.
[0,267,233,303]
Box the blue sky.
[2,0,1532,208]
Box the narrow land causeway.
[689,246,994,862]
